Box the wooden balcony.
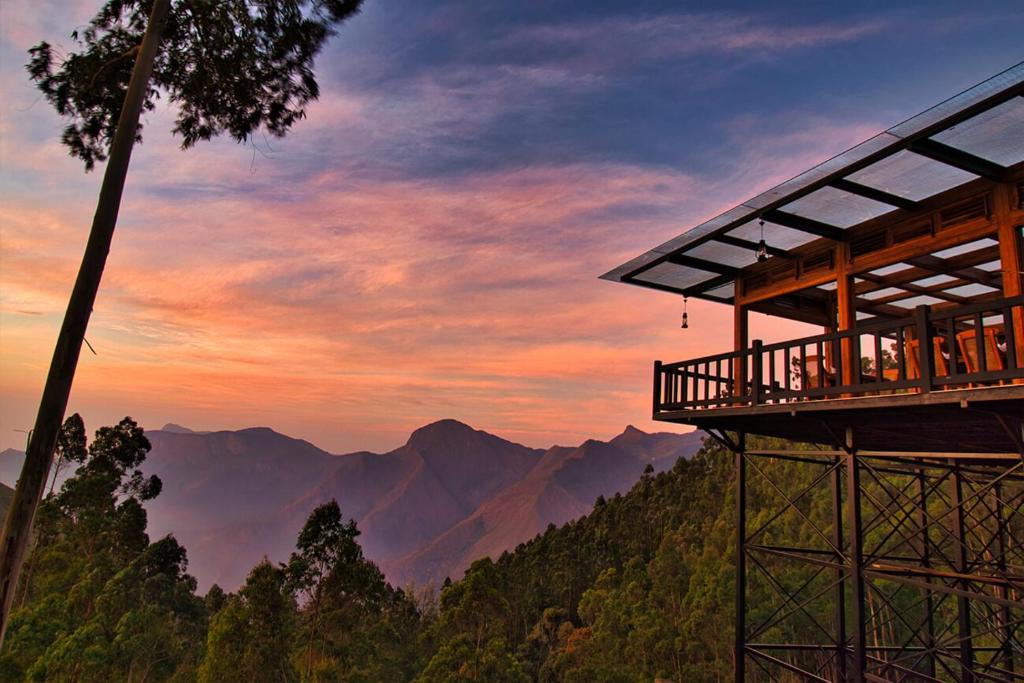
[653,295,1024,453]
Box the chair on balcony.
[906,338,950,385]
[803,355,834,391]
[956,328,1005,384]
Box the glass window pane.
[780,186,895,228]
[900,295,946,308]
[684,240,758,268]
[846,150,976,201]
[632,262,716,290]
[944,283,1000,298]
[727,220,816,250]
[915,274,958,287]
[888,65,1024,138]
[862,287,906,300]
[932,97,1024,167]
[704,282,735,300]
[869,262,913,277]
[934,238,999,259]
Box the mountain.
[386,426,703,585]
[0,448,25,488]
[0,420,702,591]
[0,482,13,525]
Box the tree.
[200,560,298,682]
[1,0,365,641]
[285,500,422,681]
[285,500,363,677]
[0,417,204,681]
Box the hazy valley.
[0,419,701,591]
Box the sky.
[1,1,1022,454]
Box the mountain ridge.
[0,419,701,591]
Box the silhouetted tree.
[1,0,365,640]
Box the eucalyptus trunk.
[0,0,171,645]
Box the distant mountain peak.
[160,423,196,434]
[407,419,480,446]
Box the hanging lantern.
[756,218,768,262]
[681,296,689,329]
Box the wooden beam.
[667,253,740,277]
[908,139,1008,182]
[734,298,748,396]
[994,183,1024,372]
[764,209,846,241]
[684,273,736,295]
[846,217,997,274]
[748,297,832,327]
[715,234,794,260]
[835,243,856,386]
[831,178,919,211]
[904,250,1002,287]
[856,272,972,305]
[620,276,687,297]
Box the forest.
[0,415,896,681]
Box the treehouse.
[602,64,1024,682]
[602,65,1024,454]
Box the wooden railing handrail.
[654,295,1024,414]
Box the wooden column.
[835,243,856,387]
[994,183,1024,371]
[734,292,748,397]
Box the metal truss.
[711,428,1024,682]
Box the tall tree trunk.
[0,0,171,647]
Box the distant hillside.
[0,482,13,525]
[1,420,701,591]
[387,426,702,584]
[0,449,25,488]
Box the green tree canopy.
[28,0,365,170]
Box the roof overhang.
[601,63,1024,309]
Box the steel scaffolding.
[709,428,1024,682]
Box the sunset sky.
[1,1,1022,454]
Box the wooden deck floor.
[657,384,1024,454]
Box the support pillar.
[734,432,746,683]
[835,243,856,387]
[844,430,867,681]
[950,461,975,682]
[916,468,937,679]
[994,481,1016,676]
[831,456,847,681]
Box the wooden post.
[835,243,856,389]
[994,183,1023,372]
[653,361,663,416]
[916,305,934,394]
[734,298,748,398]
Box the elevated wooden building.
[603,64,1024,682]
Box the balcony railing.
[654,295,1024,415]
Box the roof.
[600,62,1024,307]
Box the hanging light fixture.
[680,296,689,329]
[756,218,768,262]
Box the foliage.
[200,560,298,682]
[284,500,422,681]
[27,0,364,170]
[3,416,878,682]
[0,415,203,682]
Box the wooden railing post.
[916,305,933,394]
[751,340,763,405]
[653,360,663,415]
